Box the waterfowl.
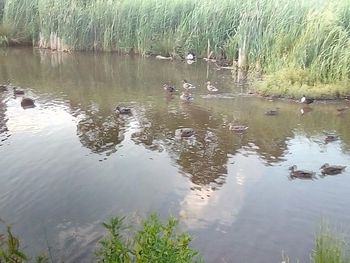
[21,98,35,108]
[325,135,338,143]
[229,124,248,133]
[185,52,195,61]
[179,128,195,138]
[116,106,132,114]
[180,92,193,102]
[289,165,316,179]
[182,80,196,90]
[336,106,349,113]
[320,163,346,175]
[0,85,7,92]
[163,83,176,93]
[14,87,25,95]
[206,81,218,92]
[265,108,279,116]
[300,95,314,104]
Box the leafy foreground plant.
[96,214,202,263]
[0,224,28,262]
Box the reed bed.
[1,0,350,94]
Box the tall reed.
[1,0,350,86]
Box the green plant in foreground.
[0,225,28,263]
[96,214,202,263]
[311,225,349,263]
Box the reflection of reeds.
[2,0,350,85]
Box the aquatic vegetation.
[0,0,349,86]
[312,224,349,263]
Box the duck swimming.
[180,92,193,102]
[14,87,25,95]
[116,106,132,114]
[320,163,346,175]
[300,95,314,104]
[289,165,316,179]
[163,83,176,93]
[182,80,196,90]
[21,98,35,109]
[206,81,218,92]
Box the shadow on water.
[1,48,350,263]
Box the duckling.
[14,87,25,95]
[300,95,314,104]
[179,128,195,138]
[182,80,196,90]
[206,81,218,92]
[21,98,35,108]
[289,165,316,179]
[229,124,248,133]
[320,163,346,175]
[116,106,132,115]
[180,92,193,102]
[163,83,176,93]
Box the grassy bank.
[1,0,350,96]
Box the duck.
[324,135,338,143]
[320,163,346,175]
[185,52,195,61]
[206,81,218,92]
[180,92,193,102]
[163,83,176,93]
[179,128,195,138]
[229,124,248,133]
[14,87,25,95]
[300,95,314,104]
[21,98,35,108]
[115,106,132,114]
[182,80,196,90]
[289,165,316,179]
[336,106,349,114]
[265,108,279,116]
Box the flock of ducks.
[0,85,36,109]
[289,163,346,179]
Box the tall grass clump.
[311,224,349,263]
[96,214,202,263]
[1,0,350,95]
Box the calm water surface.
[1,48,350,263]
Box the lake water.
[1,48,350,263]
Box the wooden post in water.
[238,37,248,82]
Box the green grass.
[1,0,350,95]
[312,224,349,263]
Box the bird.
[265,108,279,116]
[21,98,35,109]
[206,81,218,92]
[300,95,314,104]
[229,124,248,133]
[0,85,7,92]
[115,106,132,114]
[324,135,338,143]
[182,80,196,90]
[14,87,25,95]
[179,128,195,138]
[336,106,349,114]
[320,163,346,175]
[163,83,176,93]
[180,92,193,102]
[289,165,316,179]
[185,52,195,61]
